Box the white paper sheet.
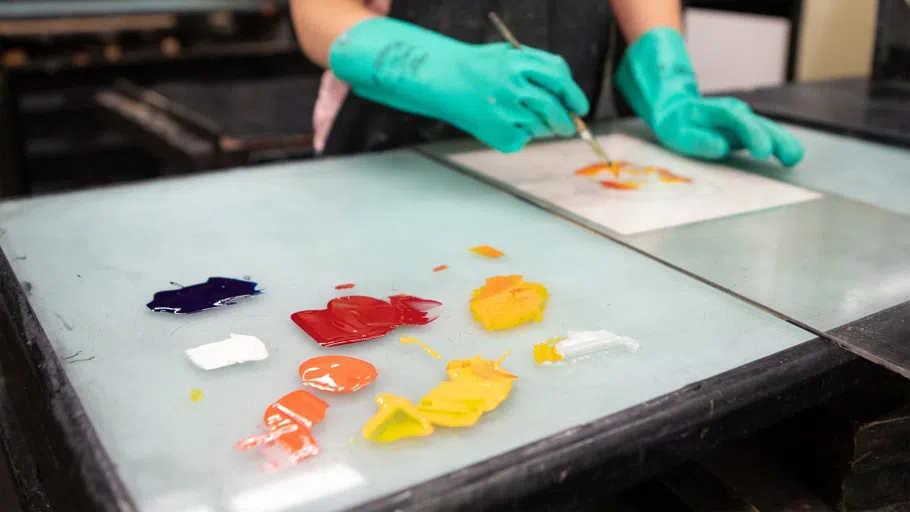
[445,133,823,235]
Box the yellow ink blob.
[446,352,517,382]
[469,245,504,258]
[362,394,434,443]
[363,353,517,439]
[189,389,204,402]
[533,337,565,364]
[469,275,548,330]
[400,336,443,359]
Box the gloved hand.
[330,17,589,152]
[616,28,804,167]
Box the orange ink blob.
[469,245,504,258]
[363,352,517,439]
[236,390,328,466]
[189,389,204,402]
[433,265,449,272]
[400,336,443,359]
[334,283,355,290]
[298,355,378,393]
[469,275,548,330]
[362,394,435,442]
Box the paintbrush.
[488,12,614,173]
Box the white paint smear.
[556,330,640,361]
[446,133,823,235]
[185,333,268,370]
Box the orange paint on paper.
[469,275,548,330]
[574,161,630,177]
[599,180,641,191]
[400,337,443,359]
[362,394,434,442]
[235,390,328,466]
[433,265,449,272]
[533,337,565,364]
[469,245,504,258]
[299,355,378,393]
[189,389,204,402]
[334,283,355,290]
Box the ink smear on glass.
[335,283,355,290]
[433,265,449,272]
[236,390,328,468]
[362,352,516,442]
[299,355,377,393]
[185,333,268,370]
[534,330,639,364]
[400,336,443,359]
[291,294,441,348]
[146,277,261,314]
[470,275,548,330]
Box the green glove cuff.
[616,27,698,126]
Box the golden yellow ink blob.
[469,275,548,330]
[362,394,434,443]
[363,353,517,439]
[533,337,565,365]
[469,245,504,258]
[189,389,204,402]
[400,336,443,359]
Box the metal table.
[0,123,904,511]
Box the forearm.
[291,0,377,68]
[608,0,682,44]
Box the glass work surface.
[0,149,812,512]
[423,123,910,351]
[0,0,271,18]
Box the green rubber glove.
[330,17,589,152]
[616,28,804,167]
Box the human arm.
[608,0,804,167]
[290,0,377,69]
[289,1,589,152]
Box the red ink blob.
[299,355,378,393]
[235,390,328,466]
[335,283,355,290]
[433,265,449,272]
[290,294,441,348]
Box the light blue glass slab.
[421,121,910,375]
[0,149,812,511]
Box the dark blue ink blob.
[146,277,261,314]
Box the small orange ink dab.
[189,389,204,402]
[533,338,565,364]
[433,265,449,272]
[362,394,434,442]
[469,245,504,258]
[599,180,641,191]
[236,390,328,466]
[400,336,443,359]
[334,283,355,290]
[655,167,693,184]
[469,275,548,330]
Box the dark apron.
[322,0,618,155]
